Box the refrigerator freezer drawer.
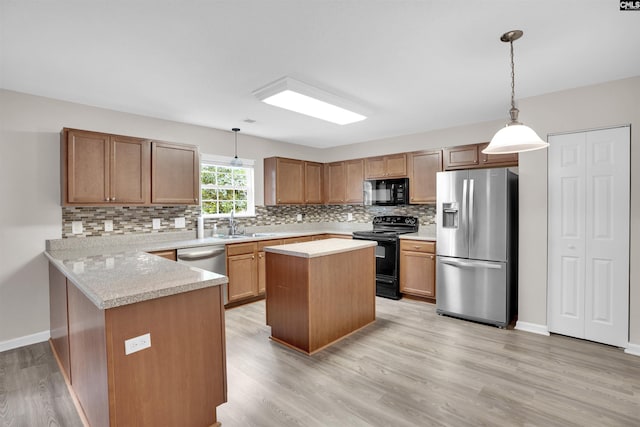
[436,256,508,327]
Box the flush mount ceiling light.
[230,128,242,167]
[252,77,368,125]
[483,30,548,155]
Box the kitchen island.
[264,238,377,354]
[45,249,228,427]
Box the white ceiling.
[2,1,640,148]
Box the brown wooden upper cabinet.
[62,128,151,205]
[443,143,518,170]
[304,161,323,204]
[364,153,407,178]
[442,144,479,170]
[324,159,364,204]
[478,142,519,167]
[264,157,306,205]
[408,150,442,204]
[151,141,200,205]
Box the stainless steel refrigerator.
[436,168,518,328]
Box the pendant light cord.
[510,40,516,112]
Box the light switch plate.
[174,217,186,228]
[296,214,303,222]
[124,333,151,355]
[104,220,113,232]
[72,221,83,234]
[347,213,353,221]
[152,218,161,230]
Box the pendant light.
[230,127,242,167]
[483,30,548,155]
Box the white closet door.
[583,127,629,347]
[548,126,629,348]
[548,132,587,339]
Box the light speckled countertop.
[45,223,436,309]
[45,250,227,309]
[263,238,377,258]
[399,231,437,242]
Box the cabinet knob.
[252,255,255,260]
[430,255,434,259]
[111,197,116,201]
[414,246,420,250]
[195,198,198,203]
[104,198,109,201]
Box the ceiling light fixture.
[252,77,367,125]
[483,30,548,155]
[230,128,242,167]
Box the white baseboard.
[624,343,640,357]
[514,321,550,336]
[0,330,50,353]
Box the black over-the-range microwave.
[363,178,409,206]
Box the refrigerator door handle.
[462,178,468,230]
[469,178,475,249]
[439,258,503,269]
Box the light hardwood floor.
[1,297,639,426]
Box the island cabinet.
[364,153,407,179]
[408,150,442,204]
[151,141,200,205]
[265,239,376,354]
[399,239,436,300]
[62,128,151,205]
[47,261,227,427]
[324,159,364,204]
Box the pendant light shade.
[483,30,548,155]
[230,127,243,167]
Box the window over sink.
[201,154,255,217]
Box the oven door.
[371,237,398,278]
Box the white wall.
[0,89,322,347]
[2,75,639,349]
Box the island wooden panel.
[266,246,375,354]
[67,283,110,427]
[49,264,71,383]
[105,286,226,427]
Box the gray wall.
[1,75,639,349]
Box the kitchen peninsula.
[264,238,377,354]
[45,248,228,427]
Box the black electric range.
[352,216,419,299]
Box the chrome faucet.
[228,210,241,235]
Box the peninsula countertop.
[45,250,227,310]
[263,238,377,258]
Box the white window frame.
[200,154,256,218]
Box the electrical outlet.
[347,213,353,221]
[72,221,83,234]
[152,218,161,230]
[105,257,115,269]
[174,217,186,228]
[124,333,151,355]
[296,214,303,222]
[104,220,113,232]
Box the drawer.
[257,239,284,251]
[283,236,313,244]
[400,240,435,253]
[226,242,257,256]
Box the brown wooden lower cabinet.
[147,249,176,261]
[49,263,227,427]
[399,240,436,300]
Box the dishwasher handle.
[177,248,225,261]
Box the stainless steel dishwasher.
[177,245,228,304]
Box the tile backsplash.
[62,204,436,238]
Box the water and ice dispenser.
[442,203,459,228]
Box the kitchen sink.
[218,235,248,240]
[250,233,278,237]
